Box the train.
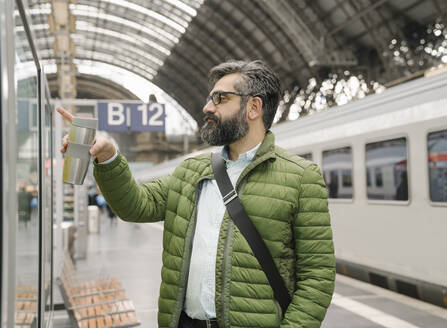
[134,69,447,308]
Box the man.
[59,60,335,327]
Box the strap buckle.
[223,189,237,205]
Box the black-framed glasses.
[206,91,253,105]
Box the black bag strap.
[211,153,292,315]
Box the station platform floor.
[53,213,447,327]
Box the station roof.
[20,0,447,126]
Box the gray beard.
[200,108,249,146]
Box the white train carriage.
[134,70,447,308]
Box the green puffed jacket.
[93,131,335,328]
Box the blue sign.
[98,102,166,132]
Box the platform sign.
[97,102,166,132]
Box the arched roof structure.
[46,73,140,100]
[18,0,447,126]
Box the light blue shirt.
[184,142,261,320]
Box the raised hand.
[56,107,116,163]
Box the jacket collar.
[255,130,276,160]
[233,131,276,188]
[203,131,277,188]
[204,131,277,178]
[212,130,276,163]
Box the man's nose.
[203,100,216,114]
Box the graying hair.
[208,60,281,131]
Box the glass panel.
[366,138,408,201]
[428,130,447,202]
[322,147,353,199]
[43,85,53,322]
[15,10,39,326]
[298,152,312,161]
[0,6,3,319]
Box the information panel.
[98,102,166,132]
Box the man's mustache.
[203,114,219,123]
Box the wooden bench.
[58,254,140,328]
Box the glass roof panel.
[100,0,186,32]
[74,49,157,77]
[75,21,171,56]
[71,34,164,66]
[20,9,173,56]
[71,4,180,44]
[165,0,202,16]
[33,33,164,73]
[16,20,171,59]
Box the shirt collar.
[221,142,262,163]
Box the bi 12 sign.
[97,102,166,132]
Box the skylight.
[71,4,180,45]
[75,21,171,56]
[100,0,187,31]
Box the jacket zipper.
[218,155,274,328]
[219,216,234,327]
[219,179,248,328]
[171,175,212,328]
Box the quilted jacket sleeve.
[281,163,335,327]
[93,153,169,223]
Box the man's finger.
[56,107,73,123]
[62,135,68,146]
[89,140,101,156]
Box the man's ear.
[247,96,263,120]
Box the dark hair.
[208,60,281,130]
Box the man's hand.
[57,107,116,163]
[89,136,116,163]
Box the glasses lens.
[212,92,221,105]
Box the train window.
[322,147,353,199]
[342,170,352,187]
[428,130,447,202]
[375,167,383,187]
[365,137,408,201]
[298,153,312,161]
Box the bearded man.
[59,60,335,328]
